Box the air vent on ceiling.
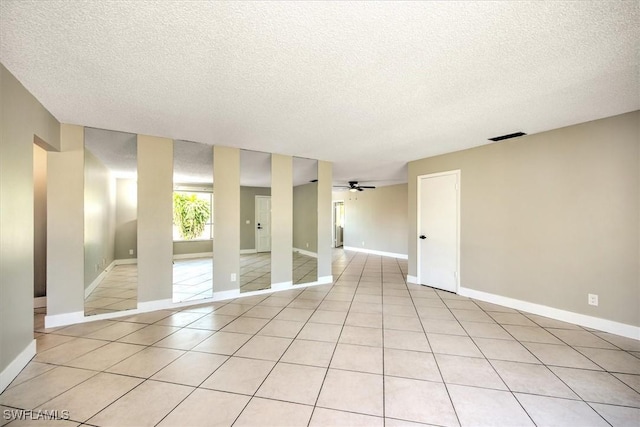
[488,132,527,142]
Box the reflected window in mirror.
[172,140,214,303]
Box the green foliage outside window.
[173,193,211,240]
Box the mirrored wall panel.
[172,140,214,303]
[240,150,272,292]
[84,128,138,316]
[292,157,318,284]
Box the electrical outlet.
[129,249,134,255]
[306,242,309,248]
[588,294,598,306]
[231,273,237,282]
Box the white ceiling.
[2,1,638,187]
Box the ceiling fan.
[335,181,377,192]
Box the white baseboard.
[44,311,85,328]
[114,258,137,265]
[318,275,333,285]
[0,340,36,393]
[173,252,213,260]
[293,248,318,258]
[240,249,257,255]
[138,298,174,312]
[407,275,418,284]
[33,297,47,309]
[343,246,408,260]
[459,286,640,340]
[213,289,241,300]
[272,281,293,291]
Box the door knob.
[419,235,427,240]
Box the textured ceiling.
[2,1,639,186]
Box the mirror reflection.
[172,140,214,303]
[240,150,271,292]
[292,158,318,284]
[84,128,138,316]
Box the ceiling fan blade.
[359,186,376,189]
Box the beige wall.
[317,161,333,278]
[271,154,293,284]
[47,125,84,317]
[84,150,116,288]
[335,184,408,256]
[33,144,48,297]
[1,64,60,378]
[114,178,137,260]
[408,111,640,327]
[137,135,173,303]
[173,240,212,256]
[240,186,271,250]
[293,183,318,253]
[213,146,240,292]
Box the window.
[172,190,214,241]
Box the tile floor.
[86,252,320,310]
[84,265,137,316]
[4,250,639,426]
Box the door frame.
[416,170,461,292]
[255,195,271,253]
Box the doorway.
[417,170,460,293]
[333,201,344,248]
[255,195,271,253]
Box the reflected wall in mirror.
[292,157,318,284]
[240,150,271,292]
[172,140,214,303]
[84,128,138,315]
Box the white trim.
[459,286,640,340]
[212,289,241,301]
[114,258,137,265]
[343,246,408,260]
[317,275,333,285]
[33,297,47,309]
[240,249,257,255]
[45,311,85,328]
[416,170,461,292]
[173,252,213,260]
[407,275,418,284]
[138,299,174,312]
[271,281,293,291]
[85,260,116,298]
[0,340,36,393]
[293,248,318,258]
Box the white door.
[418,171,459,293]
[255,196,271,252]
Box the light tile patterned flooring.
[86,252,319,308]
[4,250,639,426]
[84,265,137,316]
